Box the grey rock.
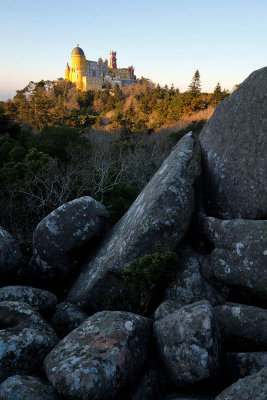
[199,66,267,220]
[50,302,88,338]
[0,227,22,275]
[214,303,267,351]
[154,300,221,386]
[165,396,214,400]
[201,218,267,303]
[0,301,58,383]
[30,196,108,282]
[224,352,267,381]
[165,245,223,307]
[45,311,152,400]
[0,375,59,400]
[67,133,200,312]
[0,286,57,315]
[215,367,267,400]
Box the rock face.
[0,286,58,315]
[67,133,200,312]
[0,301,58,383]
[154,300,221,387]
[0,227,22,275]
[30,196,108,283]
[49,302,88,338]
[224,352,267,381]
[45,311,152,399]
[165,245,223,307]
[201,218,267,303]
[215,367,267,400]
[214,303,267,351]
[199,66,267,220]
[0,375,59,400]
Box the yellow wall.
[67,54,87,91]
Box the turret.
[109,51,117,69]
[65,62,70,80]
[70,44,86,91]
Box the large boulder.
[0,286,57,316]
[0,375,59,400]
[214,303,267,351]
[154,300,221,387]
[215,367,267,400]
[199,67,267,220]
[165,245,223,307]
[45,311,152,399]
[201,218,267,303]
[0,228,22,276]
[49,302,88,338]
[30,196,108,284]
[67,133,200,312]
[0,301,58,383]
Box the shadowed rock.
[0,375,59,400]
[199,66,267,219]
[215,367,267,400]
[67,133,200,312]
[30,196,108,285]
[49,302,88,338]
[45,311,152,400]
[201,217,267,303]
[154,300,221,387]
[0,301,58,383]
[0,227,22,276]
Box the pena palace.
[65,45,136,91]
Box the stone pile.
[0,67,266,399]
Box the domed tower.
[70,44,86,91]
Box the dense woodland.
[0,71,230,253]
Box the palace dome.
[71,45,85,56]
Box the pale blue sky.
[0,0,266,100]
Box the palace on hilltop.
[65,45,136,91]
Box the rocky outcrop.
[0,286,57,316]
[0,375,59,400]
[0,227,22,276]
[30,196,108,284]
[154,300,221,387]
[45,311,152,399]
[201,218,267,303]
[49,302,88,338]
[0,301,58,383]
[67,133,200,312]
[165,245,223,307]
[199,66,267,220]
[215,367,267,400]
[214,303,267,351]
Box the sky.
[0,0,266,100]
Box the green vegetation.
[0,73,230,252]
[123,243,179,314]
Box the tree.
[188,70,201,97]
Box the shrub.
[123,243,179,314]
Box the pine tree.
[188,70,201,97]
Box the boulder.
[224,352,267,381]
[0,227,22,275]
[0,375,59,400]
[165,396,214,400]
[154,300,221,387]
[67,133,200,312]
[214,303,267,351]
[199,66,267,220]
[202,218,267,303]
[45,311,152,399]
[215,367,267,400]
[165,245,223,307]
[0,286,57,316]
[0,301,58,383]
[30,196,108,284]
[49,302,88,338]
